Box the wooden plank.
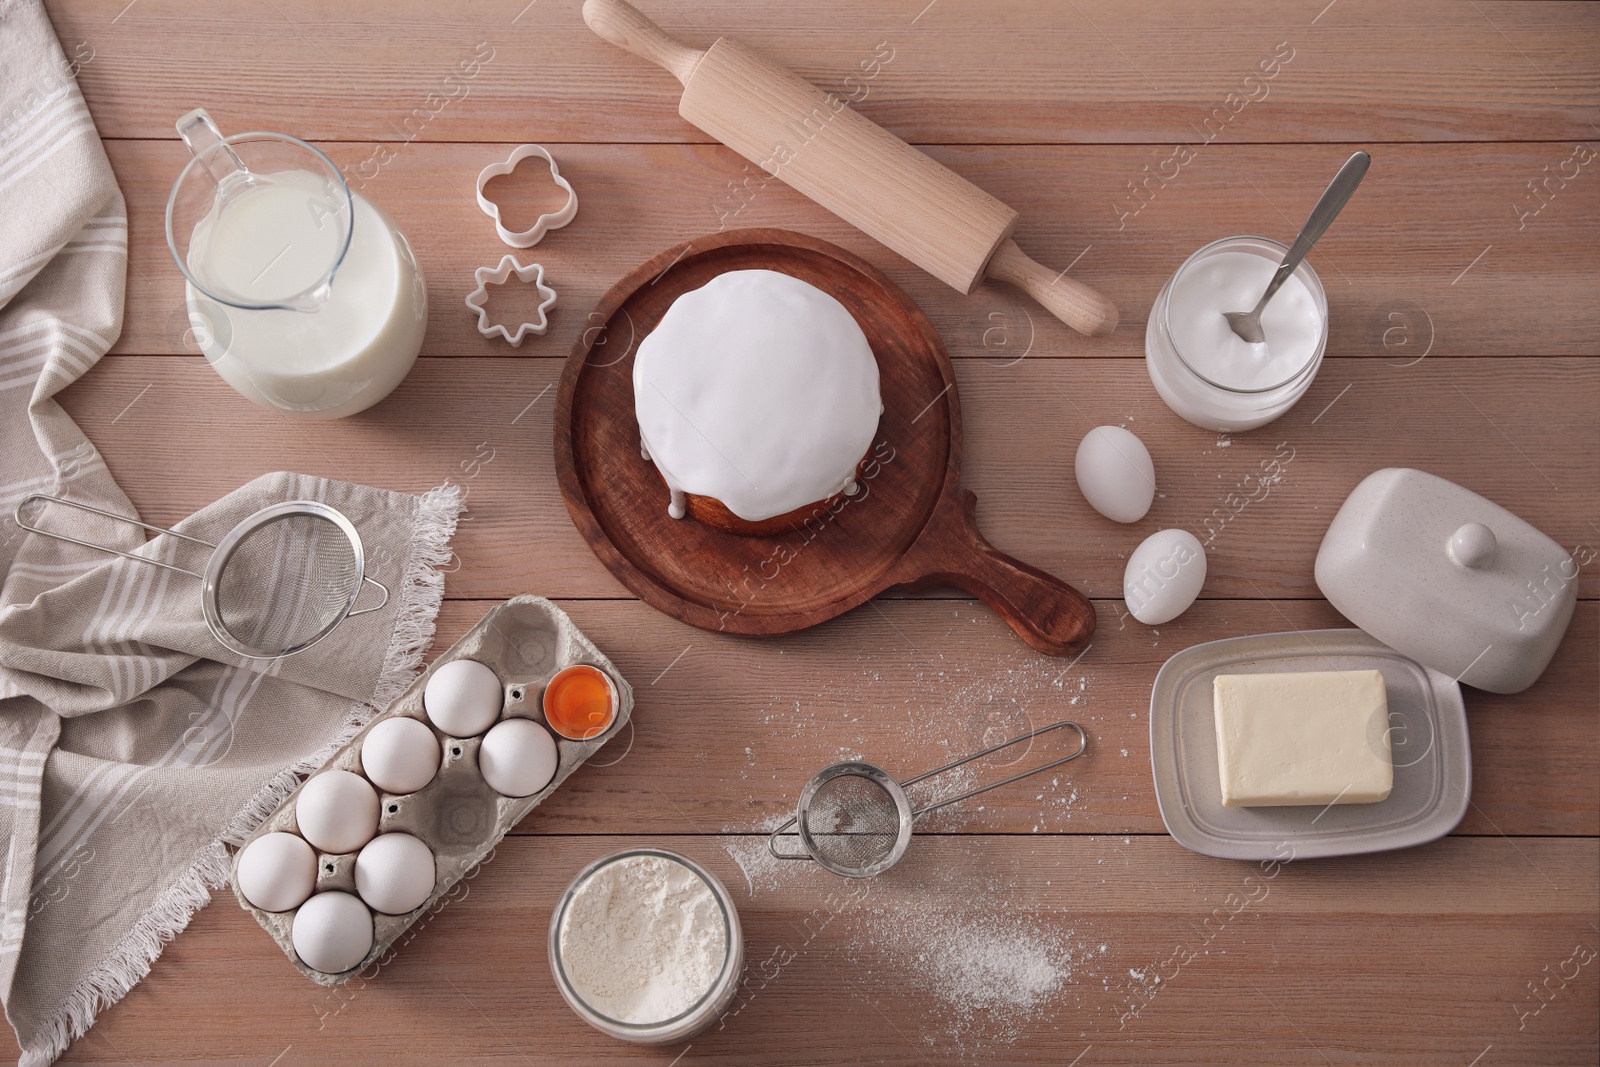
[106,140,1600,359]
[13,5,1596,1066]
[30,835,1599,1065]
[56,356,1600,602]
[47,0,1600,145]
[436,597,1596,839]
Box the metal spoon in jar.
[1224,151,1370,345]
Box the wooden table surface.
[24,0,1599,1063]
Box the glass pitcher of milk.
[166,109,426,419]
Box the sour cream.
[1145,236,1328,432]
[1166,251,1321,391]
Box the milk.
[186,169,426,419]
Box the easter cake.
[632,269,883,536]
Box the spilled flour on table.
[843,902,1080,1055]
[716,630,1105,1055]
[721,833,1089,1056]
[721,814,790,895]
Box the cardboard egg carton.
[230,595,633,985]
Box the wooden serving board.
[554,228,1096,655]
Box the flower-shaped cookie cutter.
[475,144,578,249]
[465,256,557,347]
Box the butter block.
[1213,670,1392,808]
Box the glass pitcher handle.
[176,108,251,192]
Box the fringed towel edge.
[18,482,463,1067]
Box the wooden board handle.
[582,0,704,87]
[986,239,1119,337]
[892,487,1096,656]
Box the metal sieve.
[768,719,1088,878]
[14,494,389,660]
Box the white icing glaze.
[633,269,882,522]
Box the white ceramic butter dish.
[1315,468,1576,694]
[1149,629,1469,861]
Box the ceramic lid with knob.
[1314,468,1577,695]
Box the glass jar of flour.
[1145,235,1327,432]
[549,849,745,1043]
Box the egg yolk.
[544,665,615,740]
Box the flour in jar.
[558,853,727,1024]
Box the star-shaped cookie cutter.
[465,256,557,347]
[475,144,578,249]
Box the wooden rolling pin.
[582,0,1118,336]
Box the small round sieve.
[14,494,389,660]
[769,720,1088,878]
[792,762,913,878]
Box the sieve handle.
[345,575,390,617]
[766,815,813,861]
[13,494,213,579]
[906,719,1087,818]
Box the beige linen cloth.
[0,3,462,1063]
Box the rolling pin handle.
[582,0,705,87]
[986,238,1119,338]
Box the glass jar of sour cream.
[1145,235,1327,432]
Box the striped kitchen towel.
[0,3,461,1063]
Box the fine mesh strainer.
[15,494,389,660]
[768,719,1088,878]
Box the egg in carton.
[230,595,634,985]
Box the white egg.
[295,770,380,854]
[424,658,503,737]
[478,718,559,798]
[236,832,317,913]
[1123,528,1207,624]
[354,833,436,915]
[291,891,374,973]
[1075,425,1156,523]
[360,716,441,794]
